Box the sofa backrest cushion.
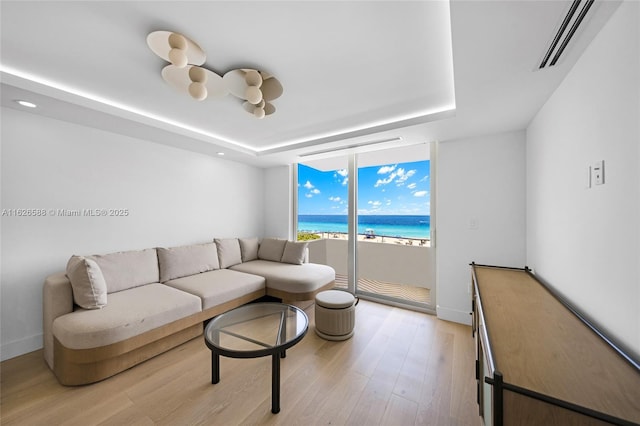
[157,242,219,282]
[66,256,108,309]
[239,237,259,262]
[90,248,159,293]
[281,241,309,265]
[258,238,287,262]
[215,238,242,268]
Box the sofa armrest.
[43,272,74,369]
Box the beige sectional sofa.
[43,237,335,385]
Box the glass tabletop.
[204,303,309,356]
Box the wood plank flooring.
[334,274,431,305]
[0,300,479,425]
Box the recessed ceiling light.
[217,152,225,156]
[15,100,37,108]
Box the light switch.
[592,160,605,185]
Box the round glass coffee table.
[204,302,309,414]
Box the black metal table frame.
[204,303,309,414]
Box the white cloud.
[311,188,320,195]
[414,190,428,197]
[374,168,418,187]
[377,164,397,175]
[342,177,348,186]
[305,193,313,198]
[407,183,417,189]
[374,172,396,187]
[329,196,341,202]
[396,169,417,185]
[336,169,348,177]
[303,180,314,189]
[368,200,382,208]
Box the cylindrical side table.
[314,290,356,341]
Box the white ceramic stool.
[315,290,357,341]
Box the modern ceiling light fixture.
[147,30,282,118]
[223,68,282,118]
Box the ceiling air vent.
[539,0,595,68]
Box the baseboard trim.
[436,305,472,325]
[1,333,43,361]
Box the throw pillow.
[90,248,159,293]
[281,241,309,265]
[157,242,219,282]
[239,237,259,262]
[66,255,108,309]
[214,238,243,268]
[258,238,287,262]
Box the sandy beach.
[312,232,430,246]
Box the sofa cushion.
[258,238,287,262]
[214,238,243,269]
[164,269,265,310]
[157,242,219,282]
[281,241,309,265]
[90,248,159,294]
[66,256,107,309]
[52,284,201,349]
[239,237,259,262]
[230,260,335,296]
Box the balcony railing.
[306,237,435,310]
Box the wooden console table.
[471,263,640,425]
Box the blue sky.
[298,160,430,215]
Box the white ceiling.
[0,1,621,168]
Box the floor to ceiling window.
[296,144,436,312]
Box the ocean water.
[298,215,430,239]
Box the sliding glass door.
[296,143,435,311]
[355,149,434,309]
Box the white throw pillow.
[281,241,309,265]
[66,256,108,309]
[157,242,219,282]
[258,238,287,262]
[214,238,243,268]
[91,248,159,293]
[239,237,259,262]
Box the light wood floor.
[0,300,479,425]
[334,274,431,305]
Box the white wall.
[436,131,526,324]
[0,108,265,360]
[263,165,292,239]
[526,1,639,359]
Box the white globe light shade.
[168,48,188,68]
[245,86,263,104]
[188,82,208,100]
[168,33,187,49]
[245,70,263,87]
[253,107,266,119]
[188,66,207,83]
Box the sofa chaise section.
[230,260,335,301]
